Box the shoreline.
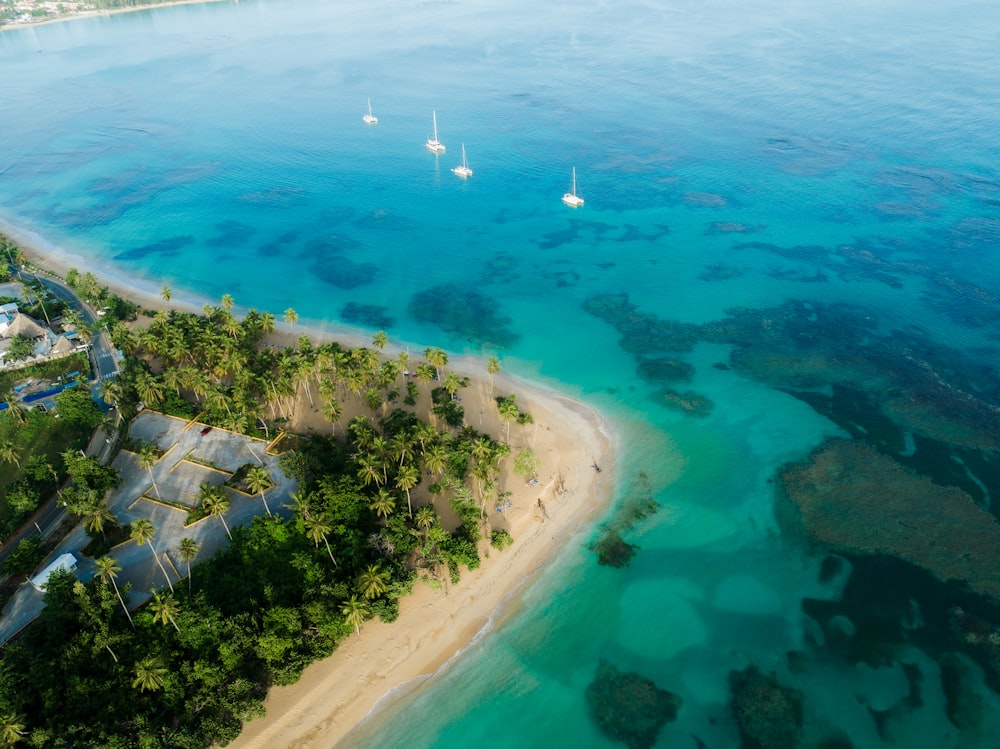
[3,223,620,749]
[0,0,233,34]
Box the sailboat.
[425,110,445,153]
[362,98,378,125]
[452,143,473,178]
[562,167,584,207]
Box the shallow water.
[2,0,1000,746]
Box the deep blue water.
[3,0,1000,746]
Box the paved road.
[16,266,120,383]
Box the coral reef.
[340,303,395,330]
[729,666,803,749]
[779,439,1000,601]
[309,255,377,289]
[408,283,519,348]
[585,659,681,749]
[661,389,714,417]
[581,293,700,355]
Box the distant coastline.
[0,0,233,33]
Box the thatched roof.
[2,313,47,340]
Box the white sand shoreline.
[2,221,621,749]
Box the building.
[29,553,78,592]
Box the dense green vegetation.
[0,281,520,747]
[0,359,102,539]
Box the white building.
[29,552,78,592]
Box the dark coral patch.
[310,255,378,289]
[341,303,395,330]
[408,283,519,348]
[585,660,681,749]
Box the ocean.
[2,0,1000,746]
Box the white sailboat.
[425,110,445,153]
[452,143,473,178]
[362,98,378,125]
[562,167,584,207]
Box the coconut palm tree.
[221,293,235,313]
[131,656,168,693]
[443,371,463,400]
[322,397,343,436]
[414,505,436,545]
[0,440,21,469]
[358,564,390,600]
[286,489,312,521]
[83,502,116,540]
[340,595,367,636]
[423,443,448,478]
[369,489,396,521]
[1,390,24,425]
[148,590,180,632]
[487,355,501,399]
[136,443,160,500]
[372,329,388,351]
[497,397,519,444]
[177,537,199,595]
[245,465,272,516]
[160,286,172,303]
[199,484,232,539]
[284,307,298,329]
[0,712,26,747]
[356,455,383,488]
[130,518,174,593]
[95,555,134,628]
[395,463,420,519]
[304,513,337,566]
[424,347,448,381]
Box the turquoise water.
[3,0,1000,746]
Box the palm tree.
[423,443,448,478]
[160,286,172,303]
[340,595,367,636]
[177,537,199,595]
[83,503,116,540]
[0,440,20,469]
[136,443,160,499]
[305,513,337,566]
[0,712,26,747]
[259,310,276,335]
[149,590,181,632]
[395,463,420,519]
[369,489,396,521]
[245,465,272,516]
[443,371,463,400]
[1,390,24,425]
[131,656,168,693]
[286,488,312,521]
[221,293,235,313]
[358,564,390,600]
[284,307,298,329]
[130,518,174,592]
[487,355,501,399]
[322,397,343,436]
[414,505,436,544]
[424,347,448,381]
[95,555,134,628]
[356,455,383,488]
[372,330,388,351]
[498,397,519,444]
[199,484,232,539]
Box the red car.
[200,426,212,436]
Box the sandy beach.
[4,227,617,749]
